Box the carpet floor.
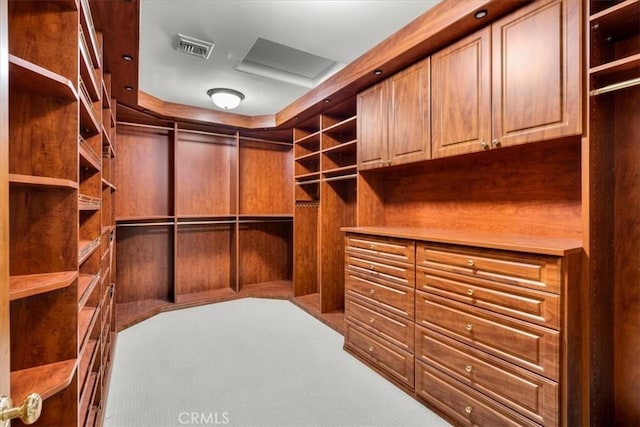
[104,298,449,427]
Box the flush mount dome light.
[207,88,245,110]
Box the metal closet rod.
[590,77,640,96]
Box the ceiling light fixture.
[474,9,488,19]
[207,88,245,110]
[373,69,383,75]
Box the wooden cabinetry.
[344,234,416,388]
[115,118,293,329]
[343,228,582,426]
[432,0,581,158]
[3,0,116,424]
[357,58,430,170]
[292,99,357,332]
[587,0,640,424]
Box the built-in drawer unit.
[417,243,561,294]
[345,321,415,387]
[416,291,560,381]
[416,325,558,426]
[345,270,415,319]
[346,234,415,265]
[346,295,415,352]
[416,360,541,427]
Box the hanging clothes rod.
[590,77,640,96]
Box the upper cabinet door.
[431,28,491,158]
[492,0,581,147]
[358,82,388,170]
[388,57,431,166]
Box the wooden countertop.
[341,226,582,256]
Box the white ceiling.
[139,0,440,116]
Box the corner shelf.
[10,359,77,403]
[9,174,79,190]
[8,55,77,101]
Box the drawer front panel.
[346,270,415,319]
[416,292,559,380]
[346,234,415,265]
[346,296,415,352]
[346,253,415,288]
[417,266,560,329]
[416,326,558,425]
[345,322,415,387]
[416,361,541,427]
[417,244,560,293]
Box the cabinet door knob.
[465,365,473,373]
[464,405,473,415]
[465,323,473,331]
[480,140,489,150]
[0,393,42,425]
[467,259,475,267]
[492,139,502,148]
[466,288,474,296]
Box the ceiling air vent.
[176,34,214,59]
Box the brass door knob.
[480,140,489,150]
[0,393,42,426]
[464,405,473,415]
[492,139,502,148]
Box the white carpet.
[104,298,449,427]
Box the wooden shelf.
[116,299,173,331]
[79,306,99,352]
[590,54,640,78]
[79,33,100,102]
[79,372,98,426]
[79,138,101,172]
[9,173,78,190]
[78,339,98,398]
[11,359,77,403]
[590,0,639,24]
[9,271,78,301]
[79,238,101,264]
[101,177,116,190]
[101,226,113,235]
[323,165,357,179]
[237,280,293,299]
[174,287,237,305]
[323,115,357,134]
[79,193,101,210]
[78,273,101,308]
[294,131,321,147]
[79,0,101,68]
[8,54,77,101]
[79,87,100,135]
[295,151,320,162]
[295,171,321,182]
[322,140,357,154]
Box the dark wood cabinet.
[432,0,581,159]
[358,58,430,170]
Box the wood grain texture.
[431,27,491,158]
[116,124,173,218]
[239,140,292,215]
[0,0,9,397]
[176,132,236,216]
[175,225,234,297]
[371,138,583,240]
[10,285,77,371]
[492,0,582,146]
[10,271,78,301]
[293,203,318,296]
[238,222,292,287]
[320,180,356,312]
[115,225,174,303]
[357,82,388,170]
[613,86,640,425]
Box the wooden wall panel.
[115,226,173,303]
[176,132,235,216]
[613,86,640,425]
[116,125,172,219]
[381,138,582,238]
[293,203,318,297]
[175,225,234,296]
[239,140,293,215]
[238,222,292,287]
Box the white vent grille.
[176,34,214,59]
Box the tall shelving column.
[7,1,79,425]
[587,0,640,424]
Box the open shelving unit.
[114,114,294,330]
[291,98,357,333]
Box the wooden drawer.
[346,270,415,319]
[417,243,561,294]
[416,326,558,426]
[346,252,415,288]
[416,360,541,427]
[416,291,559,381]
[345,321,414,388]
[346,296,414,352]
[417,266,560,329]
[345,234,415,265]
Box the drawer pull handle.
[369,289,376,296]
[464,406,473,415]
[465,323,473,331]
[368,346,374,352]
[465,365,473,373]
[466,288,474,296]
[368,264,375,270]
[369,318,376,324]
[467,259,475,267]
[369,244,375,249]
